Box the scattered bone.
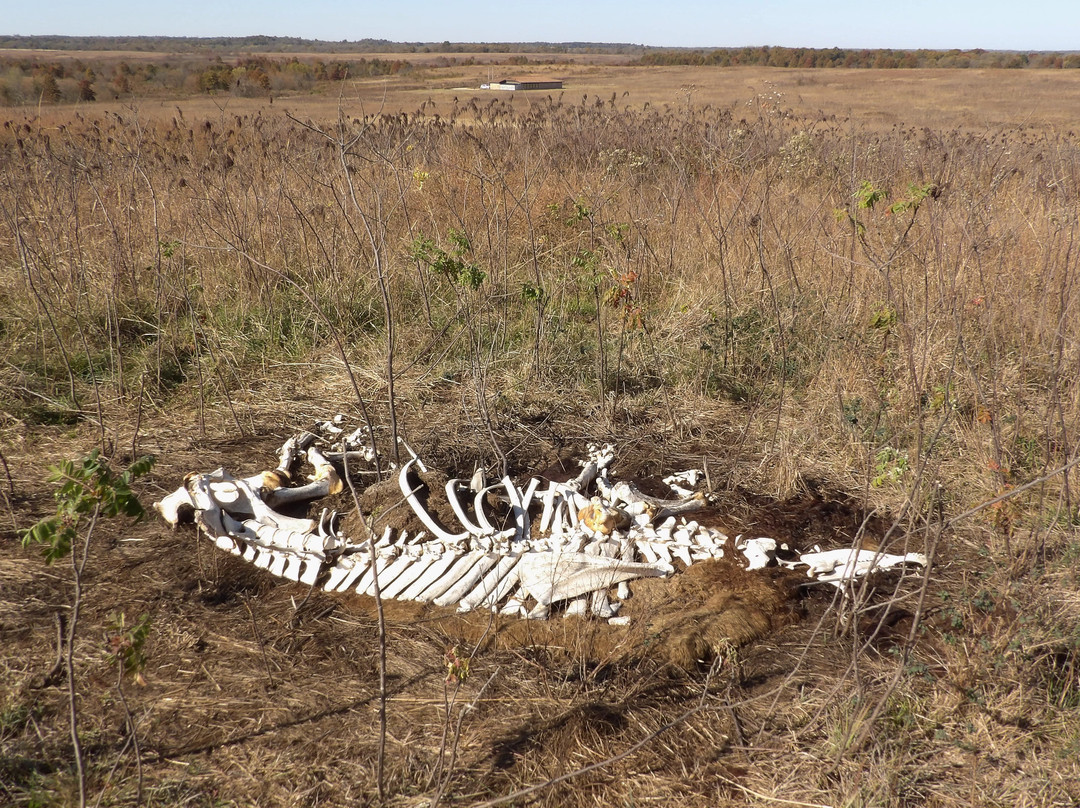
[515,552,671,608]
[799,548,928,585]
[737,537,778,571]
[664,469,702,499]
[578,497,631,536]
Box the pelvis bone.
[154,419,928,622]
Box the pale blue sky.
[6,1,1078,51]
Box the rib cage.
[154,418,928,621]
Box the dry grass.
[2,66,1079,807]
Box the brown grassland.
[2,62,1080,807]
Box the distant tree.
[196,64,233,92]
[113,69,130,95]
[77,78,95,101]
[39,72,61,103]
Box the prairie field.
[2,64,1079,807]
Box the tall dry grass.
[1,85,1078,806]
[3,96,1077,508]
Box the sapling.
[20,450,154,808]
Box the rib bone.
[399,458,468,543]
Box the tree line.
[635,46,1080,69]
[0,54,417,105]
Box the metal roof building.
[486,78,564,91]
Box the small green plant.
[856,180,888,211]
[887,181,939,216]
[19,450,154,808]
[870,302,898,334]
[410,230,486,291]
[21,451,154,564]
[105,611,153,802]
[872,447,909,488]
[106,611,153,686]
[444,645,471,684]
[565,198,592,226]
[521,281,544,303]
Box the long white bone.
[501,477,529,540]
[324,553,369,592]
[432,554,500,607]
[798,548,928,585]
[456,554,521,612]
[472,483,501,534]
[399,458,469,543]
[445,479,486,536]
[516,552,671,608]
[380,552,442,599]
[607,481,707,520]
[266,446,343,508]
[412,551,489,602]
[399,552,462,600]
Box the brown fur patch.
[627,560,803,669]
[334,557,802,671]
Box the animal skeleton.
[155,418,928,622]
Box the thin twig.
[243,599,275,690]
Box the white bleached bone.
[412,551,489,602]
[515,551,672,608]
[155,464,291,527]
[366,554,417,595]
[469,466,486,493]
[399,552,462,600]
[798,548,928,585]
[355,556,393,595]
[538,483,559,534]
[590,589,619,618]
[456,554,521,612]
[432,554,499,607]
[663,469,702,498]
[564,597,589,617]
[189,472,315,535]
[399,458,468,543]
[154,482,197,527]
[737,536,777,570]
[380,553,442,599]
[446,479,486,536]
[473,483,517,536]
[266,446,344,509]
[608,481,707,521]
[502,476,529,540]
[276,431,315,476]
[324,553,368,592]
